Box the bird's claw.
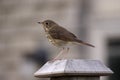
[48,59,62,63]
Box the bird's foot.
[48,58,62,63]
[48,47,69,63]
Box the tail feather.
[75,39,95,48]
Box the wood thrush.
[38,20,95,60]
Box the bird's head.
[38,20,58,30]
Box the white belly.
[46,34,67,47]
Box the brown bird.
[38,20,95,60]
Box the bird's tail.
[74,39,95,48]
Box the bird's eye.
[46,22,49,25]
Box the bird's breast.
[45,32,67,47]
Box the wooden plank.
[34,59,113,78]
[51,76,99,80]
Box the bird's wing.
[49,26,77,41]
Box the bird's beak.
[38,22,44,24]
[37,22,42,24]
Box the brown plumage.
[48,25,94,47]
[38,20,95,60]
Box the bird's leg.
[51,47,65,61]
[62,47,69,59]
[66,47,69,53]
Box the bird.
[37,20,95,60]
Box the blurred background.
[0,0,120,80]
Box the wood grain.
[51,76,99,80]
[34,59,113,78]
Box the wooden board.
[34,59,113,78]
